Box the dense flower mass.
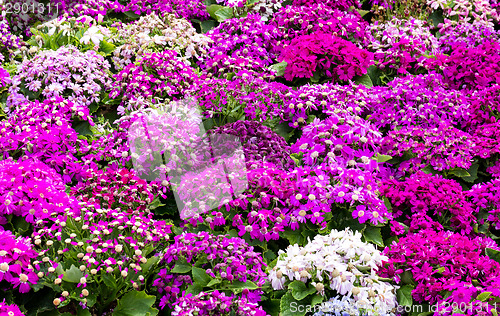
[279,32,373,82]
[1,0,500,315]
[380,229,500,306]
[270,228,398,315]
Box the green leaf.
[72,120,93,136]
[280,291,306,316]
[112,291,158,316]
[206,4,225,18]
[283,229,306,246]
[397,285,414,307]
[192,266,211,287]
[62,265,84,283]
[214,7,234,22]
[448,168,470,178]
[288,281,316,301]
[200,20,216,33]
[171,258,193,274]
[374,153,392,163]
[101,273,117,289]
[207,278,221,287]
[99,40,116,55]
[363,226,384,247]
[477,292,492,302]
[356,9,369,16]
[462,163,479,183]
[123,11,141,19]
[228,280,259,291]
[261,299,280,316]
[486,248,500,264]
[354,73,373,87]
[270,62,287,77]
[311,294,323,306]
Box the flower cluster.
[7,45,112,109]
[112,12,211,69]
[380,229,500,305]
[0,159,79,227]
[0,97,89,178]
[209,120,294,169]
[467,178,500,230]
[366,18,439,76]
[270,229,398,315]
[366,74,470,130]
[438,19,500,53]
[272,4,368,43]
[425,39,500,90]
[153,232,267,309]
[200,14,282,78]
[380,124,474,171]
[71,166,160,212]
[171,291,268,316]
[0,300,24,316]
[0,230,39,293]
[279,32,373,82]
[193,72,289,124]
[380,171,476,234]
[109,50,200,114]
[33,202,172,311]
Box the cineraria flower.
[0,158,79,227]
[171,291,268,316]
[380,124,474,171]
[270,228,398,315]
[112,12,211,69]
[0,230,39,293]
[109,50,200,114]
[279,32,373,83]
[0,97,90,179]
[200,14,282,78]
[33,202,172,314]
[365,18,439,77]
[380,171,476,234]
[154,232,267,309]
[380,229,500,305]
[80,26,104,46]
[0,300,25,316]
[7,45,112,109]
[272,4,368,43]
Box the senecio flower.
[0,300,24,316]
[269,228,397,316]
[0,230,39,293]
[80,26,104,46]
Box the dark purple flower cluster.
[279,32,373,82]
[380,171,476,234]
[171,291,268,316]
[154,232,267,309]
[209,120,294,169]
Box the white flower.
[80,26,104,47]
